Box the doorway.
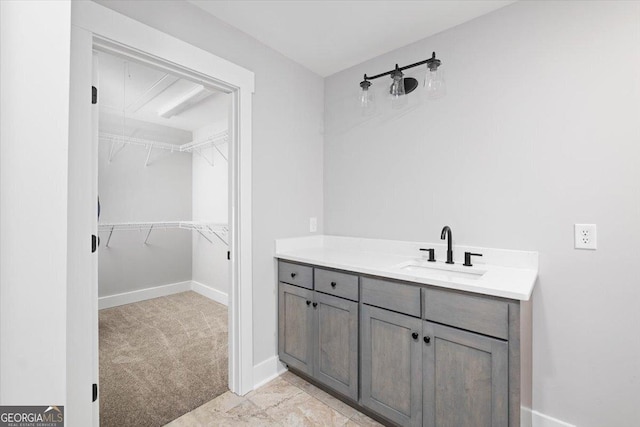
[67,4,255,425]
[95,51,232,425]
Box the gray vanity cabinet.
[313,292,359,401]
[278,263,359,402]
[422,321,508,427]
[279,259,526,427]
[361,304,423,427]
[278,282,314,375]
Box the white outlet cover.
[309,217,317,233]
[574,224,597,250]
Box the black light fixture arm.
[363,52,441,82]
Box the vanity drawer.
[314,268,359,301]
[423,288,508,340]
[361,277,421,317]
[278,261,313,289]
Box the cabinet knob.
[306,300,311,306]
[424,336,431,344]
[312,302,318,308]
[411,332,419,340]
[291,272,297,278]
[331,281,337,288]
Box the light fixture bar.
[358,51,444,109]
[364,52,441,81]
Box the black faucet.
[440,226,454,264]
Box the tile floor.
[165,371,384,426]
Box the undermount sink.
[393,260,487,281]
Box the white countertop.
[275,235,538,301]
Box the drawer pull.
[312,302,318,308]
[411,332,419,340]
[424,336,431,344]
[306,300,311,306]
[291,272,297,279]
[331,281,337,288]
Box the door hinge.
[227,251,230,260]
[92,86,97,104]
[92,383,98,402]
[92,235,98,253]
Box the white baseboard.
[253,355,286,389]
[99,280,229,309]
[191,280,228,306]
[98,281,192,309]
[522,407,575,427]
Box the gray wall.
[98,139,193,296]
[192,121,229,296]
[95,1,325,366]
[324,1,640,426]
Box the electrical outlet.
[574,224,597,250]
[309,217,317,233]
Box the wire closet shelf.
[98,221,229,247]
[99,130,229,166]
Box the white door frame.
[68,2,255,425]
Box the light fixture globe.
[389,66,405,98]
[358,77,375,114]
[389,67,409,109]
[425,67,445,99]
[424,52,445,99]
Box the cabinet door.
[313,292,358,401]
[361,304,422,427]
[423,321,508,427]
[278,282,314,375]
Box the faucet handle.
[463,252,483,267]
[419,248,436,262]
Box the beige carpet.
[99,291,228,427]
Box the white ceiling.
[98,51,229,141]
[189,0,516,77]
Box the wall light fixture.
[359,52,444,110]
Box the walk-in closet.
[96,51,231,427]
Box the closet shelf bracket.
[108,141,126,164]
[143,224,154,244]
[193,147,214,167]
[207,225,229,246]
[105,225,115,248]
[144,145,153,167]
[212,143,228,162]
[194,229,213,244]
